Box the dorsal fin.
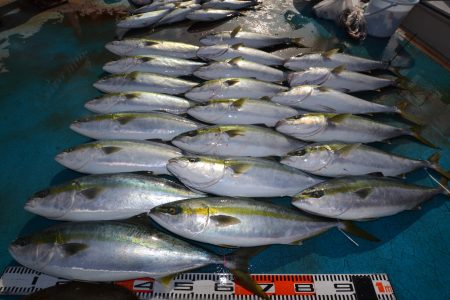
[230,26,242,38]
[322,48,340,59]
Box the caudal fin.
[410,126,437,149]
[395,101,425,125]
[225,247,269,300]
[339,221,380,243]
[427,153,450,179]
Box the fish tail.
[410,126,437,149]
[224,247,269,300]
[338,221,380,243]
[427,152,450,179]
[395,101,425,125]
[394,75,411,90]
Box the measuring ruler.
[0,266,395,299]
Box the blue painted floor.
[0,1,449,299]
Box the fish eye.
[188,158,200,163]
[166,207,180,215]
[186,131,198,137]
[14,237,29,247]
[295,149,307,156]
[306,190,324,198]
[33,189,50,198]
[65,147,74,153]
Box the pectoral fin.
[101,146,122,155]
[157,274,176,287]
[60,243,88,256]
[228,162,252,174]
[80,187,104,199]
[210,215,241,227]
[354,187,373,199]
[337,143,361,157]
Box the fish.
[70,113,203,141]
[9,221,269,299]
[172,125,305,157]
[93,72,198,95]
[85,92,193,115]
[25,173,205,221]
[150,197,378,247]
[202,0,258,10]
[287,66,395,92]
[105,39,199,59]
[193,57,286,82]
[186,9,240,22]
[270,85,416,118]
[155,4,201,26]
[132,0,199,14]
[200,26,304,49]
[281,143,449,178]
[167,156,323,197]
[185,78,288,102]
[116,9,171,29]
[55,140,182,174]
[187,98,298,126]
[284,49,389,72]
[275,113,434,147]
[22,281,138,300]
[293,176,449,220]
[196,44,285,66]
[102,56,205,76]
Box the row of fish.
[119,1,258,30]
[10,14,448,300]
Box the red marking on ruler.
[234,274,316,296]
[115,278,154,293]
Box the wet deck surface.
[0,1,449,299]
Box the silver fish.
[70,113,203,141]
[271,85,410,115]
[194,57,285,82]
[150,197,376,247]
[185,78,288,102]
[93,72,198,95]
[293,176,449,220]
[172,125,305,157]
[102,56,205,76]
[105,39,199,59]
[167,156,323,197]
[156,4,201,25]
[85,92,193,114]
[200,26,303,49]
[281,143,449,178]
[55,140,182,175]
[276,113,433,146]
[187,98,298,126]
[284,49,388,72]
[202,0,257,10]
[197,44,285,66]
[287,67,395,92]
[9,221,269,299]
[117,9,170,29]
[132,0,199,14]
[186,9,240,22]
[25,173,204,221]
